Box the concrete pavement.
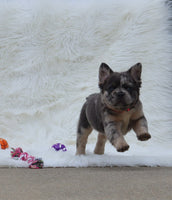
[0,167,172,200]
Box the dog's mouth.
[102,92,138,111]
[108,97,138,111]
[103,98,131,111]
[112,96,132,107]
[113,97,139,111]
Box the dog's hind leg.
[94,133,107,155]
[76,127,92,155]
[76,103,92,155]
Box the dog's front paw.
[113,137,130,153]
[117,145,130,152]
[137,133,151,141]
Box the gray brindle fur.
[76,63,151,155]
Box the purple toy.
[52,143,67,152]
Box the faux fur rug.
[0,0,171,167]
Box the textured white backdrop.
[0,0,171,167]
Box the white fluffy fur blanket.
[0,0,171,167]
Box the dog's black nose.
[117,91,125,97]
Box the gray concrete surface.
[0,167,172,200]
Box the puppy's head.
[99,63,142,111]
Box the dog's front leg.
[104,121,129,152]
[132,116,151,141]
[94,133,107,155]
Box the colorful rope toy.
[11,147,23,157]
[0,138,9,150]
[11,147,44,169]
[29,158,44,169]
[52,143,67,152]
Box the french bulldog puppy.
[76,63,151,155]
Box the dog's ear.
[128,63,142,83]
[99,63,113,89]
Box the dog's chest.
[106,112,132,135]
[121,116,131,134]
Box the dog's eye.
[108,86,116,93]
[123,85,132,92]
